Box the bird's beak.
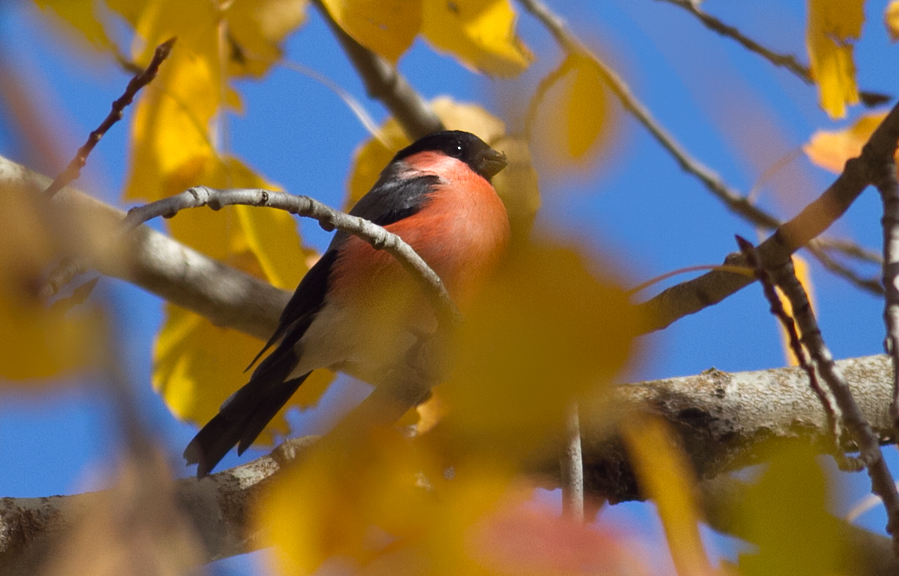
[478,149,508,181]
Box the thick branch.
[1,353,895,570]
[312,0,443,140]
[0,154,288,341]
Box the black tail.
[184,371,311,478]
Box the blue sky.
[1,0,897,573]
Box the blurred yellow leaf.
[320,0,422,63]
[803,112,885,173]
[0,187,103,381]
[776,254,816,367]
[806,0,863,119]
[443,240,641,459]
[622,415,715,576]
[887,1,899,41]
[421,0,531,77]
[259,430,450,575]
[32,0,113,48]
[260,429,649,576]
[532,55,613,172]
[737,444,849,576]
[222,0,308,77]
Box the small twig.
[736,236,860,471]
[816,237,883,265]
[43,38,176,199]
[311,0,443,141]
[656,0,812,83]
[524,56,575,141]
[873,152,899,440]
[638,96,899,333]
[516,0,780,230]
[806,243,884,295]
[771,253,899,550]
[123,186,461,326]
[560,401,584,521]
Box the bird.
[184,130,511,477]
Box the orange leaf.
[803,112,885,173]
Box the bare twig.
[311,0,443,140]
[516,0,780,230]
[43,38,176,199]
[816,237,883,265]
[873,150,899,439]
[655,0,812,83]
[1,154,288,340]
[807,242,884,295]
[123,186,461,326]
[560,401,584,521]
[3,353,899,571]
[736,235,859,471]
[771,255,899,550]
[638,97,899,332]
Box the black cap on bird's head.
[394,130,508,182]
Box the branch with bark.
[1,354,895,573]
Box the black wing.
[183,250,338,477]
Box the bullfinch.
[184,130,511,477]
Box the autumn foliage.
[2,0,899,575]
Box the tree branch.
[122,185,460,326]
[43,38,176,199]
[2,353,896,570]
[638,97,899,332]
[312,0,443,140]
[0,154,289,342]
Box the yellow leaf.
[0,186,104,382]
[121,5,223,202]
[421,0,531,77]
[32,0,114,49]
[622,415,715,576]
[443,240,642,460]
[258,431,449,575]
[223,0,308,77]
[320,0,422,63]
[736,443,848,576]
[806,0,863,119]
[886,1,899,42]
[803,112,885,173]
[532,55,613,172]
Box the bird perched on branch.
[184,130,511,477]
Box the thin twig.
[516,0,780,230]
[560,401,584,521]
[311,0,443,140]
[43,38,176,199]
[123,186,461,327]
[736,236,860,471]
[771,254,899,550]
[655,0,812,83]
[873,151,899,439]
[638,95,899,332]
[807,243,884,295]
